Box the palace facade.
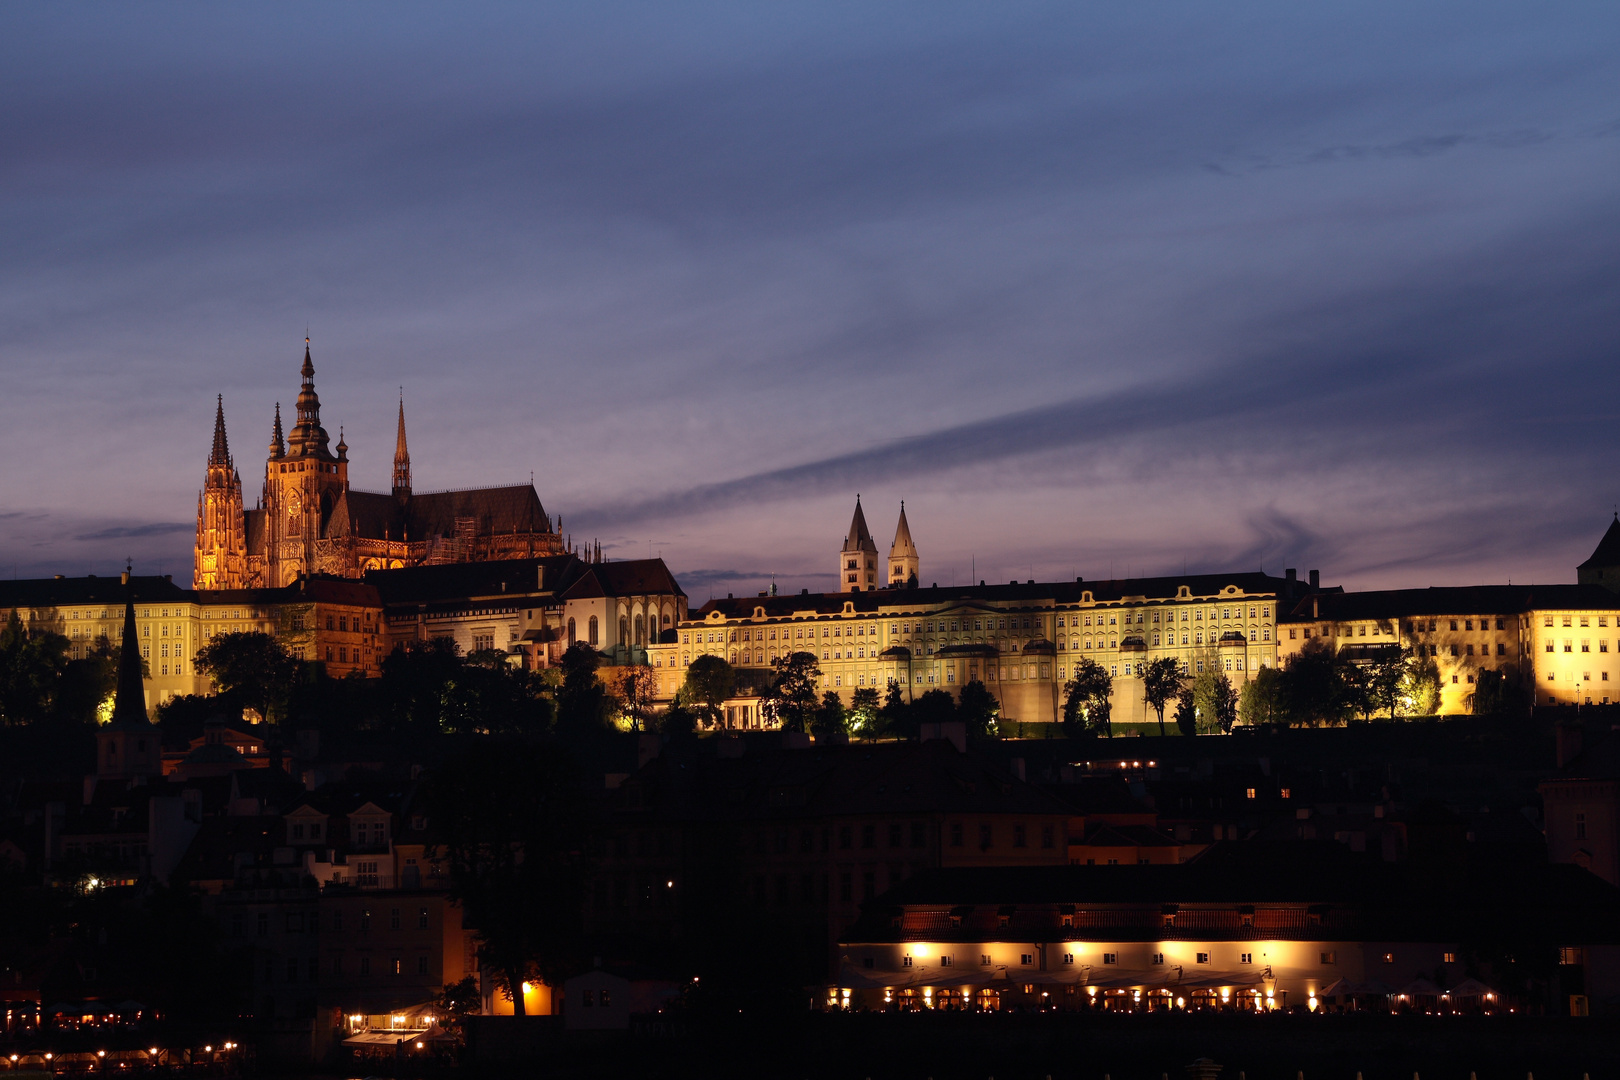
[195,341,563,590]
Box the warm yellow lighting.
[912,945,928,958]
[1086,987,1097,997]
[1220,989,1230,1001]
[98,1051,106,1058]
[521,982,532,994]
[1308,996,1318,1011]
[149,1049,158,1056]
[415,1042,423,1050]
[1175,997,1185,1007]
[203,1047,212,1054]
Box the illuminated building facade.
[650,572,1305,725]
[195,341,563,590]
[833,849,1619,1014]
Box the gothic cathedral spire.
[392,393,412,497]
[195,396,247,589]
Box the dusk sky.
[3,3,1618,599]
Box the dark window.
[979,823,993,849]
[839,873,852,902]
[861,825,875,849]
[418,956,430,975]
[1041,824,1055,849]
[419,907,429,929]
[1013,824,1027,848]
[862,872,876,900]
[910,822,926,847]
[390,908,400,930]
[257,913,269,937]
[888,823,903,848]
[839,826,853,850]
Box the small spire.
[336,425,348,459]
[209,394,231,467]
[392,393,411,497]
[109,585,149,729]
[269,402,285,458]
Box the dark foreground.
[309,1013,1620,1080]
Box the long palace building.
[194,340,562,589]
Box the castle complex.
[194,342,562,589]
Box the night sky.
[3,3,1618,598]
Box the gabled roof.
[561,559,686,600]
[1578,515,1620,571]
[331,484,553,543]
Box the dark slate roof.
[1282,584,1618,623]
[244,508,269,558]
[695,572,1306,620]
[0,575,189,608]
[562,559,686,600]
[365,556,580,604]
[1551,728,1620,782]
[1579,515,1620,571]
[329,484,552,542]
[843,843,1620,944]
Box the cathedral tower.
[193,396,248,589]
[392,395,411,498]
[261,340,349,586]
[839,496,879,592]
[888,501,919,588]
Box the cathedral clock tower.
[262,340,349,585]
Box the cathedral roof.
[108,588,151,731]
[209,395,232,468]
[1578,515,1620,571]
[842,497,877,554]
[365,556,578,604]
[328,485,552,543]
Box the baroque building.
[195,341,563,589]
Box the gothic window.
[567,618,576,644]
[635,614,645,645]
[589,617,599,646]
[620,617,629,643]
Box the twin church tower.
[839,496,919,591]
[194,341,563,589]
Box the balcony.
[1118,636,1147,652]
[1218,632,1248,647]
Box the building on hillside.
[1542,726,1620,888]
[366,554,686,669]
[650,570,1319,726]
[832,845,1620,1015]
[1279,584,1620,713]
[194,341,564,589]
[587,730,1078,982]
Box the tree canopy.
[956,679,1000,740]
[760,651,819,733]
[1137,656,1182,736]
[1062,657,1113,736]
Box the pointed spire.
[335,425,348,459]
[209,394,231,467]
[843,495,876,553]
[392,392,411,497]
[269,402,285,458]
[290,338,329,456]
[109,576,149,729]
[891,500,916,556]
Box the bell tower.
[194,396,248,589]
[888,501,919,588]
[839,496,879,592]
[262,340,349,585]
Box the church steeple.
[96,572,160,781]
[196,397,247,589]
[888,501,919,588]
[839,495,880,592]
[109,583,147,729]
[392,394,411,497]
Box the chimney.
[1309,569,1320,589]
[1285,568,1296,582]
[537,564,546,590]
[1556,723,1583,769]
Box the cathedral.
[194,342,563,589]
[839,496,918,591]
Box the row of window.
[263,954,433,984]
[234,905,430,936]
[889,949,1456,968]
[1546,640,1615,653]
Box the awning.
[1446,978,1496,998]
[343,1030,428,1047]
